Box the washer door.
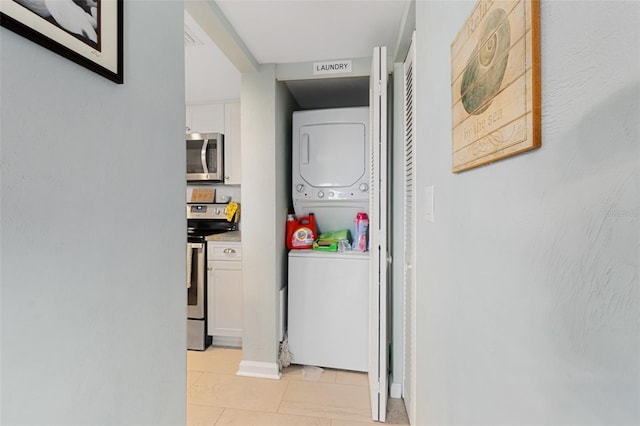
[298,122,366,188]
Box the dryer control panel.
[293,183,369,201]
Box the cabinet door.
[223,102,241,184]
[207,260,243,337]
[186,104,225,134]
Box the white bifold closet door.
[368,45,389,423]
[402,33,417,426]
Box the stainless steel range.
[187,203,237,351]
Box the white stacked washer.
[287,107,369,372]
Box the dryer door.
[298,121,366,188]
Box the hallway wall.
[0,2,186,424]
[413,1,639,424]
[240,64,280,367]
[239,67,297,372]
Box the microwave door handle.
[201,139,209,173]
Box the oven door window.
[187,247,198,305]
[187,243,205,319]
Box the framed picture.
[451,0,540,172]
[1,0,123,84]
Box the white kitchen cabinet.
[186,103,224,134]
[207,242,242,343]
[223,102,241,185]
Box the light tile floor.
[187,347,410,426]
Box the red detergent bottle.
[286,213,316,249]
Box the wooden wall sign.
[451,0,540,172]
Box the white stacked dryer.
[287,107,370,372]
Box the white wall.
[187,184,241,205]
[239,68,296,371]
[0,2,186,424]
[413,1,639,424]
[184,10,241,104]
[275,81,298,332]
[240,65,280,367]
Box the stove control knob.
[359,183,369,192]
[317,191,324,198]
[296,184,305,193]
[215,208,222,215]
[329,191,335,198]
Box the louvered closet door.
[403,33,417,426]
[368,45,388,423]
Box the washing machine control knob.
[296,184,305,193]
[317,191,325,198]
[359,183,369,192]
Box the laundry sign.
[313,60,352,75]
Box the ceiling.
[185,0,411,105]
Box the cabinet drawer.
[208,243,242,261]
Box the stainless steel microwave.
[186,133,224,182]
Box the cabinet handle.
[207,266,212,271]
[223,248,236,254]
[186,126,191,133]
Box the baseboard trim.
[236,360,282,380]
[390,382,402,399]
[211,335,242,348]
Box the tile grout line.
[212,407,226,425]
[187,370,205,391]
[275,373,292,415]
